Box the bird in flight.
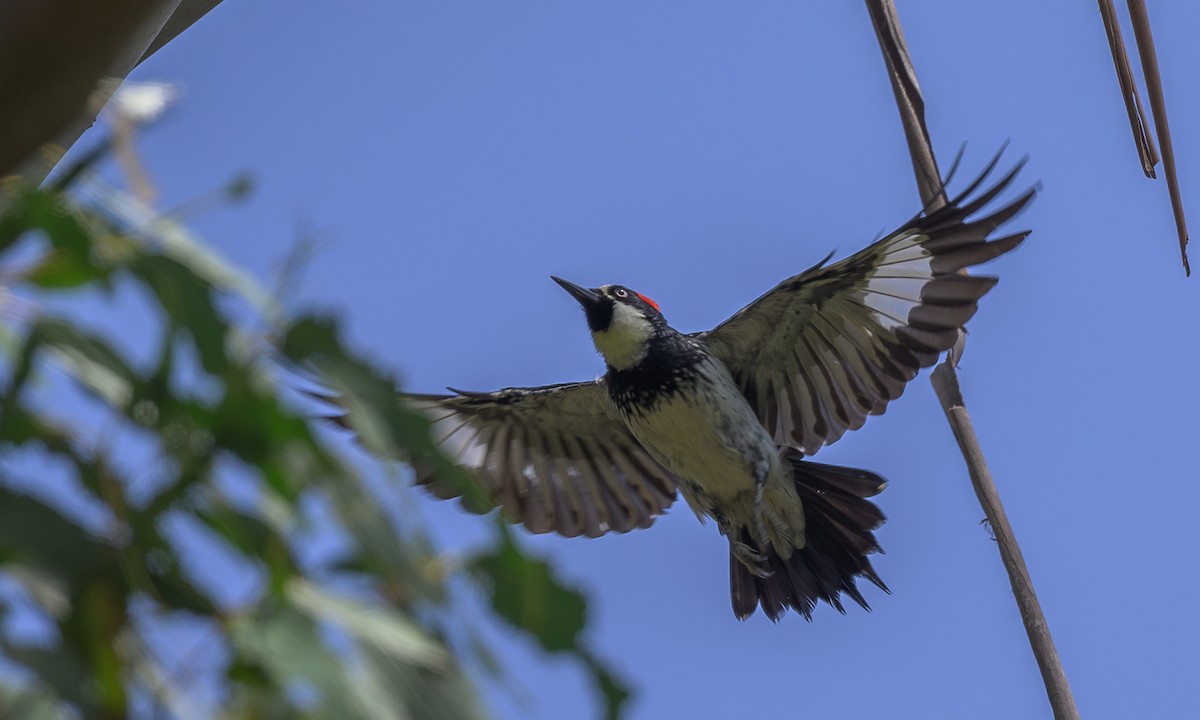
[323,155,1034,621]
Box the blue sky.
[103,2,1200,718]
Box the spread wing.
[321,380,679,538]
[697,156,1036,455]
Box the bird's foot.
[731,541,773,578]
[762,504,795,548]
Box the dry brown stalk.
[1124,0,1190,275]
[864,2,1081,718]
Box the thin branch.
[864,2,1080,719]
[111,112,157,205]
[927,366,1079,720]
[1096,0,1159,177]
[1125,0,1190,276]
[864,0,946,210]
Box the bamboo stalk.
[1096,0,1159,177]
[1125,0,1190,275]
[863,2,1080,718]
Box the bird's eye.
[613,288,629,299]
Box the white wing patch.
[861,233,934,329]
[698,157,1035,455]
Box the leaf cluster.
[0,165,627,719]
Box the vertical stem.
[928,366,1080,720]
[1125,0,1190,275]
[864,0,946,210]
[863,2,1080,718]
[1096,0,1159,177]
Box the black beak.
[553,276,614,333]
[551,276,602,309]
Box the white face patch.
[593,301,653,370]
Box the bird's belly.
[623,389,775,504]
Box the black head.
[551,277,663,333]
[552,276,667,369]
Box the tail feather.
[730,451,890,621]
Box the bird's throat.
[592,304,653,370]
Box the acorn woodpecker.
[328,156,1034,621]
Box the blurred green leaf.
[213,369,330,500]
[0,640,92,715]
[230,604,338,715]
[314,470,450,609]
[0,485,113,584]
[0,168,628,720]
[21,248,97,288]
[584,651,632,720]
[0,682,73,720]
[359,644,489,720]
[231,604,372,720]
[28,317,139,407]
[287,579,447,670]
[128,254,229,375]
[4,575,131,717]
[123,634,213,720]
[197,504,295,598]
[471,523,585,653]
[471,523,632,720]
[281,315,488,512]
[0,186,91,261]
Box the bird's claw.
[732,541,773,578]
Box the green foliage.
[0,170,628,718]
[473,525,588,654]
[473,524,631,720]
